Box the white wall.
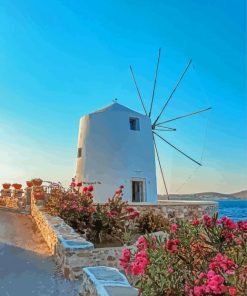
[75,103,157,203]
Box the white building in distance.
[75,102,157,203]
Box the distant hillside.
[159,190,247,201]
[232,190,247,199]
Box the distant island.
[159,190,247,201]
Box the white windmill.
[75,49,211,203]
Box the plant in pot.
[2,183,11,190]
[32,178,43,186]
[26,181,33,188]
[12,183,22,190]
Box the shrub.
[138,211,170,234]
[88,186,140,245]
[119,214,247,296]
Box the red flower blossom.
[70,181,76,187]
[106,210,118,219]
[115,189,122,195]
[209,253,238,274]
[192,219,200,226]
[164,239,180,253]
[137,236,148,251]
[83,187,88,192]
[238,221,247,232]
[171,223,178,233]
[221,216,238,230]
[87,185,94,192]
[203,214,213,227]
[120,185,124,189]
[119,248,131,273]
[128,210,139,219]
[228,287,237,295]
[130,251,149,275]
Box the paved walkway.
[0,209,80,296]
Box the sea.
[218,200,247,222]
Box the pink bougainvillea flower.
[83,186,88,192]
[171,223,177,233]
[120,185,124,189]
[76,182,82,187]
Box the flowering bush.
[88,186,140,245]
[119,214,247,296]
[45,181,96,235]
[45,182,140,245]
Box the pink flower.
[167,267,174,273]
[238,221,247,232]
[128,210,139,219]
[192,219,200,226]
[171,223,177,233]
[221,230,234,241]
[87,185,94,192]
[164,239,180,253]
[205,272,227,294]
[70,181,76,187]
[221,216,237,230]
[126,207,135,213]
[130,251,149,275]
[77,182,82,187]
[193,285,206,296]
[120,185,124,189]
[228,287,237,295]
[119,248,131,273]
[203,214,213,227]
[137,236,148,251]
[83,186,88,192]
[115,189,122,195]
[209,253,238,274]
[106,210,118,219]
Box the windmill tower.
[75,102,157,203]
[75,49,211,203]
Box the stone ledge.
[79,266,138,296]
[31,198,218,280]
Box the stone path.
[0,209,80,296]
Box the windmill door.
[131,179,146,202]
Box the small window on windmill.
[77,148,82,158]
[129,117,140,131]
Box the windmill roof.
[89,102,146,117]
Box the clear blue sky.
[0,0,246,194]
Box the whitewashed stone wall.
[79,266,138,296]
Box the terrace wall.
[31,197,217,281]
